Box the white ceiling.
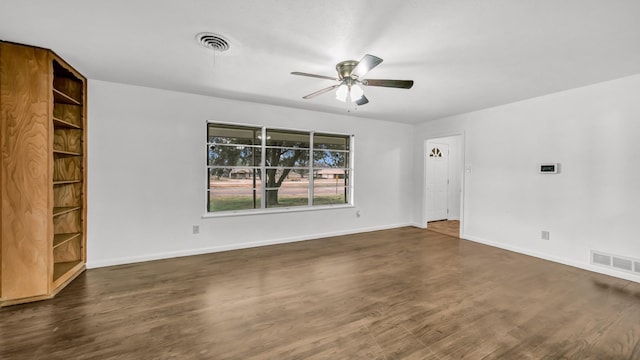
[2,0,640,124]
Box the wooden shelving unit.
[53,88,81,105]
[53,206,83,216]
[53,149,82,156]
[53,117,82,129]
[51,57,86,294]
[0,41,87,307]
[53,261,83,284]
[53,180,82,185]
[53,233,83,248]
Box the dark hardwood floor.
[1,227,640,359]
[427,220,460,238]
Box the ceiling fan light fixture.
[292,54,414,106]
[336,84,348,102]
[350,84,364,102]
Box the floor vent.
[592,250,640,276]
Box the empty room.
[1,1,640,359]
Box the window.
[207,123,352,214]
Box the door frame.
[422,131,466,237]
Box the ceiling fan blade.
[351,54,383,79]
[302,84,340,99]
[291,72,339,81]
[355,95,369,106]
[362,79,414,89]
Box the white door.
[426,142,449,222]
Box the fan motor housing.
[336,60,359,79]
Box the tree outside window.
[207,123,352,213]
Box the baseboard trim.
[461,233,640,284]
[87,223,414,269]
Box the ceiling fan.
[291,54,414,106]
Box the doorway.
[426,142,449,221]
[424,135,464,237]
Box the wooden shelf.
[53,260,82,282]
[53,179,82,185]
[53,206,81,217]
[53,233,81,248]
[53,117,82,129]
[1,42,86,307]
[53,88,81,105]
[53,149,82,156]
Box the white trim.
[260,126,267,209]
[462,234,640,284]
[309,131,315,207]
[206,119,354,138]
[202,203,354,218]
[87,222,413,269]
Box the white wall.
[87,80,415,268]
[413,74,640,282]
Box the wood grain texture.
[52,236,81,263]
[53,182,82,207]
[0,42,51,299]
[52,59,84,102]
[52,76,83,104]
[52,209,81,234]
[53,155,82,181]
[53,128,82,154]
[427,220,460,238]
[1,227,639,359]
[53,103,82,127]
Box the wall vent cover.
[196,32,230,52]
[592,250,640,277]
[592,251,611,266]
[612,257,633,271]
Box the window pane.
[265,148,309,167]
[209,190,262,212]
[314,168,347,180]
[206,123,352,213]
[209,167,262,183]
[267,177,309,208]
[208,168,262,211]
[208,145,261,166]
[208,124,260,145]
[314,177,349,205]
[314,134,350,150]
[313,150,348,168]
[266,130,310,148]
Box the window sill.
[201,204,355,219]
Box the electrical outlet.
[192,225,200,234]
[541,230,549,240]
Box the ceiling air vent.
[196,32,230,52]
